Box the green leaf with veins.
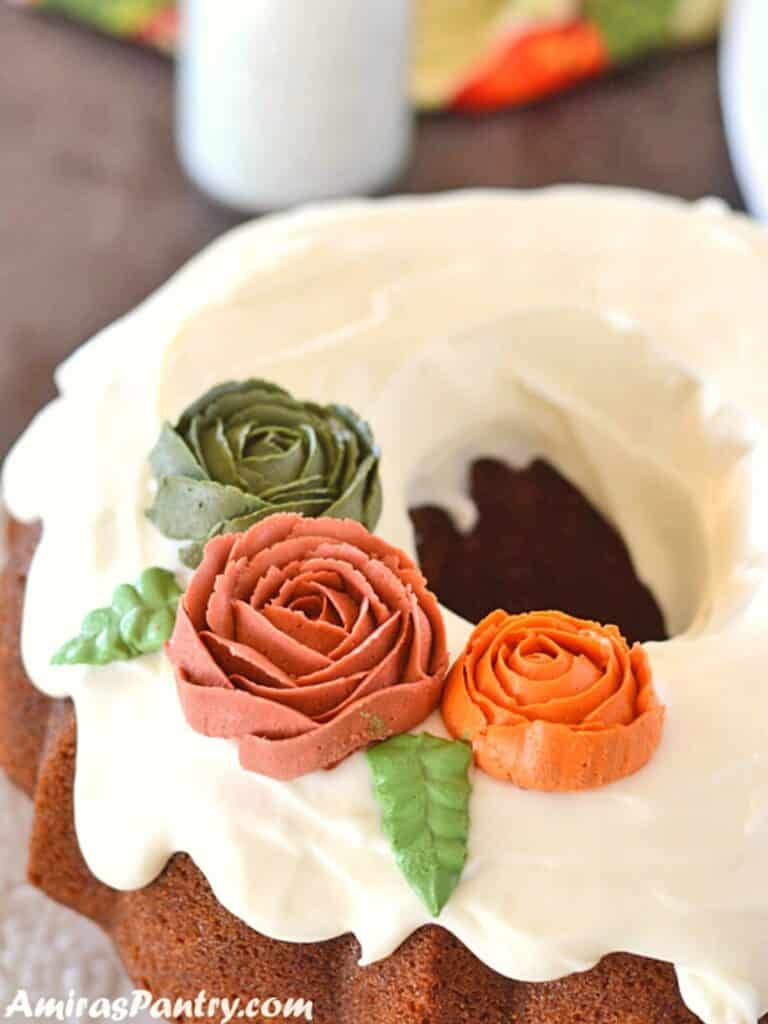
[367,733,472,916]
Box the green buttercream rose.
[147,379,383,567]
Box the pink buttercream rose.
[167,514,449,779]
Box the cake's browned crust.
[0,476,740,1024]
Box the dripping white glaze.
[5,189,768,1024]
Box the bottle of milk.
[176,0,413,212]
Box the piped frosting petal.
[167,513,449,779]
[442,609,664,791]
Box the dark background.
[0,6,741,460]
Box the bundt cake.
[3,189,768,1024]
[0,472,700,1024]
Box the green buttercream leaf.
[326,452,381,524]
[365,472,384,531]
[51,568,182,666]
[51,608,132,666]
[120,606,177,654]
[134,567,184,609]
[147,476,267,540]
[146,379,383,566]
[367,733,472,917]
[585,0,677,61]
[149,424,207,483]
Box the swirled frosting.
[168,513,447,779]
[148,379,382,566]
[5,190,768,1024]
[442,610,664,790]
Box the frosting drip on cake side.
[5,190,768,1024]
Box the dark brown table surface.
[0,5,742,462]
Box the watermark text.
[4,989,313,1022]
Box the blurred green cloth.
[9,0,724,110]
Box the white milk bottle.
[176,0,413,211]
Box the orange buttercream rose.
[442,610,664,791]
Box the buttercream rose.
[442,610,664,791]
[167,513,449,779]
[148,379,382,567]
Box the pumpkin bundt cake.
[3,190,768,1024]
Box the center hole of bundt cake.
[409,457,667,646]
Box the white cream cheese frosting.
[5,188,768,1024]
